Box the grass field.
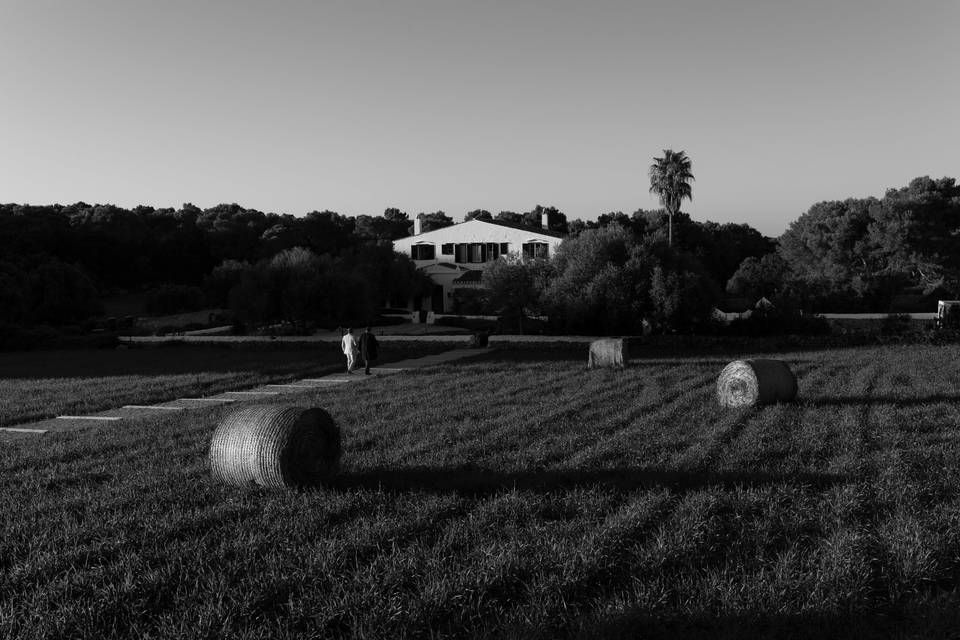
[0,343,445,428]
[3,345,960,638]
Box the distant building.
[392,213,564,313]
[711,296,774,324]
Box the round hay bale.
[588,338,628,369]
[209,405,341,488]
[716,359,797,408]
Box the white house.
[392,213,564,313]
[711,296,774,324]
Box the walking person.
[341,327,359,374]
[358,326,379,375]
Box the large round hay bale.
[716,359,797,408]
[209,405,341,488]
[588,338,628,369]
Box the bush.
[880,313,914,336]
[319,316,407,333]
[204,260,250,307]
[434,316,498,332]
[0,323,62,350]
[723,308,830,337]
[926,327,960,345]
[229,248,376,332]
[144,284,207,315]
[26,260,102,324]
[451,289,490,315]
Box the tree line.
[757,176,960,311]
[485,176,960,333]
[0,203,423,327]
[1,174,956,333]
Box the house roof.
[483,219,566,239]
[421,262,467,275]
[404,218,565,241]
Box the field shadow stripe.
[321,465,846,496]
[802,393,960,407]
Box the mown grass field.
[0,343,442,428]
[3,345,960,638]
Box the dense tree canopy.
[1,174,954,335]
[481,255,549,329]
[465,209,492,221]
[417,211,455,233]
[776,176,960,310]
[494,211,523,224]
[524,205,569,233]
[0,202,431,329]
[725,253,789,300]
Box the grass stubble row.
[3,346,960,638]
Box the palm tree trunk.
[668,211,673,247]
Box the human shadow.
[321,465,845,496]
[802,393,960,407]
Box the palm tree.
[648,149,694,247]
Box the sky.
[1,0,957,237]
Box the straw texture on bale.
[209,405,341,488]
[716,359,798,408]
[588,338,628,369]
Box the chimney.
[541,211,549,229]
[414,214,423,235]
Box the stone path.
[1,348,488,438]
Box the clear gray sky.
[2,0,957,236]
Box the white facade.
[392,219,564,313]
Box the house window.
[454,243,468,263]
[441,243,454,255]
[500,243,509,255]
[411,244,436,260]
[522,242,549,259]
[485,243,499,261]
[468,243,485,263]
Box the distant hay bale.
[588,338,628,369]
[717,359,797,408]
[209,405,341,488]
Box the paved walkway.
[1,348,489,438]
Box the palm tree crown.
[648,149,694,246]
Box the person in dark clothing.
[358,326,379,375]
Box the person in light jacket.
[358,326,379,375]
[341,327,359,374]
